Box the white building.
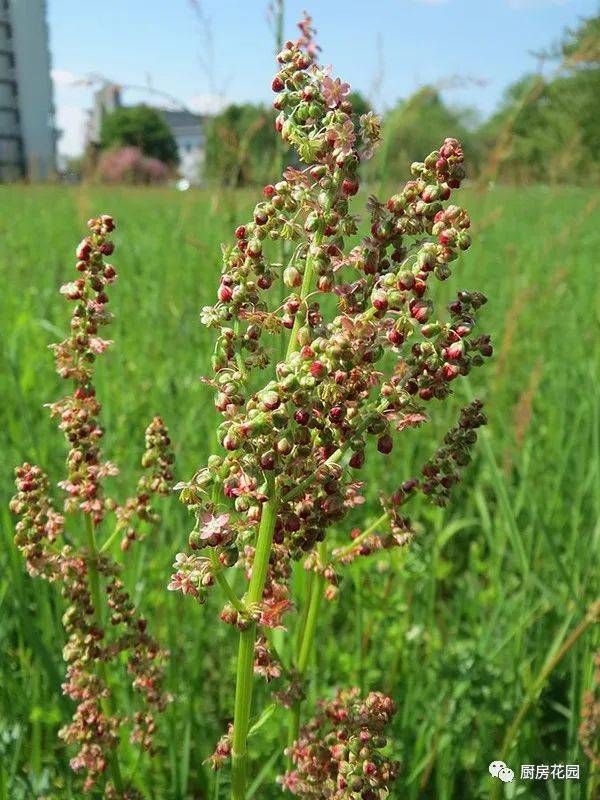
[0,0,56,180]
[88,84,207,185]
[160,108,206,185]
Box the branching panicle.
[171,18,492,796]
[10,215,173,796]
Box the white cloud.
[187,93,228,115]
[51,68,80,87]
[55,105,88,157]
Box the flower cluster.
[418,399,487,505]
[10,463,64,578]
[178,29,490,604]
[172,17,491,795]
[10,216,172,794]
[168,551,214,601]
[280,688,400,798]
[207,724,234,771]
[117,415,174,550]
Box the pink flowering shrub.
[10,216,174,796]
[170,13,492,800]
[96,146,169,185]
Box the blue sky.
[48,0,599,157]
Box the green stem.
[334,511,390,560]
[98,521,124,554]
[85,517,124,796]
[230,490,279,800]
[294,571,314,659]
[230,222,322,798]
[287,542,326,755]
[285,230,323,361]
[210,551,247,615]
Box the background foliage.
[100,105,180,167]
[204,13,600,188]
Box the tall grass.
[0,183,598,798]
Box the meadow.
[0,182,598,799]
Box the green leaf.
[247,703,277,739]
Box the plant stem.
[84,517,124,797]
[230,226,322,798]
[285,230,323,361]
[230,489,279,800]
[294,571,314,659]
[209,551,247,615]
[333,511,389,560]
[98,521,124,554]
[287,542,326,755]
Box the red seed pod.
[387,328,405,347]
[371,289,389,312]
[75,240,91,260]
[317,275,333,292]
[410,300,431,323]
[294,408,310,425]
[398,271,415,290]
[442,363,460,381]
[444,342,463,360]
[377,435,393,455]
[349,449,365,469]
[218,284,233,302]
[310,360,325,378]
[413,279,427,298]
[329,406,345,424]
[342,178,359,196]
[261,391,281,411]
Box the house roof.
[159,109,205,131]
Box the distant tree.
[376,87,480,182]
[348,91,371,118]
[100,105,179,166]
[204,103,281,186]
[561,12,600,67]
[480,12,600,183]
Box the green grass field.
[1,183,599,799]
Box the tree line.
[96,12,599,186]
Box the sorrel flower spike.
[280,688,400,799]
[10,216,173,797]
[175,13,491,800]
